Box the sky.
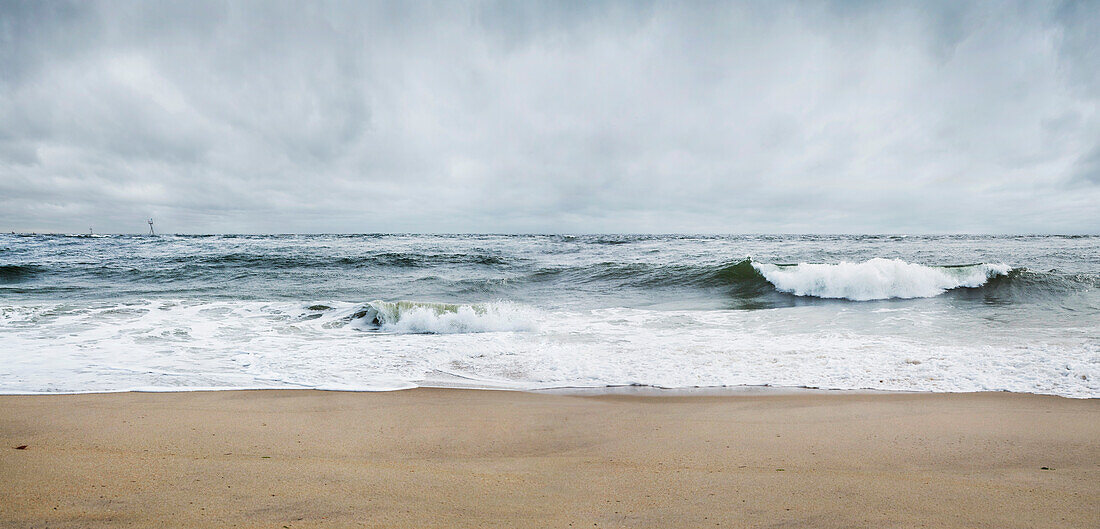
[1,0,1098,234]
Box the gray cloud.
[1,0,1097,234]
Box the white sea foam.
[752,258,1011,300]
[353,300,537,334]
[1,298,1096,398]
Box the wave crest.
[352,300,537,334]
[751,258,1011,301]
[0,264,41,283]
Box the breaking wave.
[750,259,1012,301]
[346,300,537,334]
[515,258,1025,302]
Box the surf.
[344,300,537,334]
[749,258,1011,301]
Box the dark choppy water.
[1,234,1097,396]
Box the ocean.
[1,234,1097,397]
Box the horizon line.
[5,231,1098,237]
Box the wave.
[510,258,1028,302]
[749,259,1012,301]
[515,258,1021,301]
[167,251,513,268]
[0,264,42,283]
[347,300,536,334]
[3,250,1082,307]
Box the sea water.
[1,234,1097,397]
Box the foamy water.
[1,234,1097,397]
[752,259,1012,300]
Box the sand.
[1,389,1097,528]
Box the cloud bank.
[1,0,1098,233]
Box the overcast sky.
[1,0,1098,234]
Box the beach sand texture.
[1,389,1097,528]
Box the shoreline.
[3,388,1098,528]
[0,384,887,397]
[2,379,1090,398]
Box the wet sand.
[1,389,1097,528]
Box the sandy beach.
[1,389,1097,528]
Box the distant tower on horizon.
[148,218,155,236]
